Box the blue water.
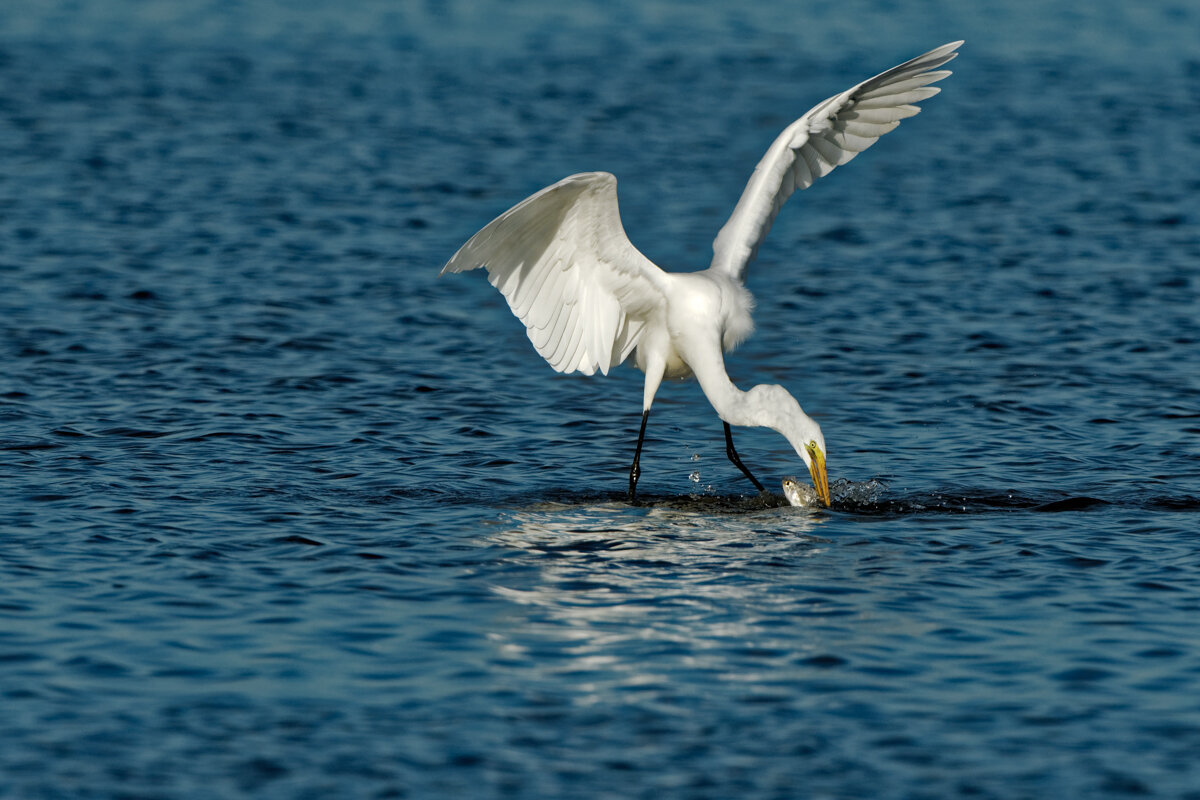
[2,1,1199,797]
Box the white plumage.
[442,41,962,504]
[710,39,960,280]
[443,174,667,376]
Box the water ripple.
[2,4,1199,798]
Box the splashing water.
[831,477,888,506]
[782,477,888,509]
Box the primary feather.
[709,40,962,282]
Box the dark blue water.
[3,2,1199,797]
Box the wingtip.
[564,170,617,187]
[924,40,963,59]
[917,41,962,72]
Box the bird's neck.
[714,381,810,458]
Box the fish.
[781,477,823,508]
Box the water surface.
[2,1,1199,798]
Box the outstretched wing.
[710,40,962,282]
[441,172,670,376]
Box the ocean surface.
[2,1,1198,798]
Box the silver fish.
[782,476,822,508]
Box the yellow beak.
[804,441,831,508]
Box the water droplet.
[691,453,701,461]
[689,470,700,483]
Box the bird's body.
[633,268,755,386]
[442,41,962,504]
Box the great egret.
[442,41,961,505]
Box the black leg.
[628,410,650,502]
[724,422,765,493]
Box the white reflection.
[482,497,829,695]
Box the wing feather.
[553,299,588,372]
[591,292,620,375]
[525,259,568,330]
[442,172,669,376]
[789,151,814,189]
[841,119,898,138]
[710,41,961,282]
[857,71,951,100]
[613,316,644,365]
[801,146,830,180]
[510,256,553,317]
[847,106,921,124]
[855,87,941,108]
[529,269,574,351]
[808,133,852,167]
[830,124,878,152]
[545,274,581,368]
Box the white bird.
[442,41,961,505]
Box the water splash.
[783,477,889,509]
[831,477,888,506]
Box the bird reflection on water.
[485,500,832,687]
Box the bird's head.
[795,421,830,509]
[746,384,831,507]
